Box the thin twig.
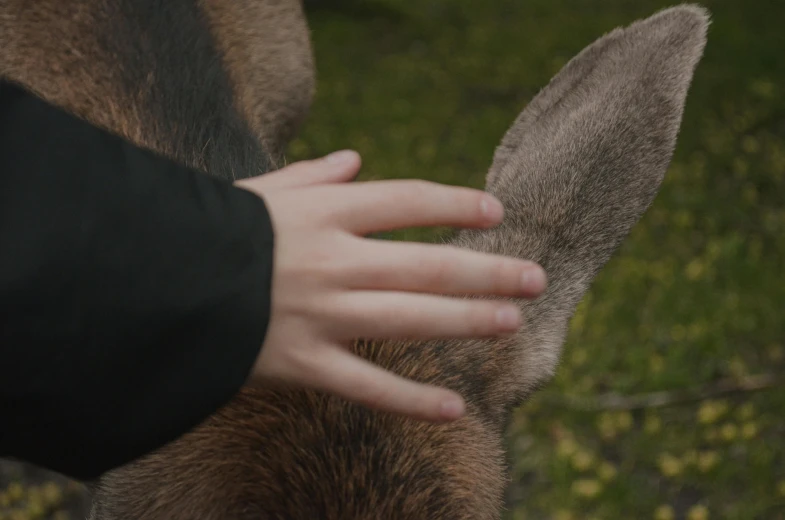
[542,373,783,412]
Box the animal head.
[1,1,709,518]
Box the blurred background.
[2,0,783,518]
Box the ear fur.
[486,4,709,191]
[451,4,709,404]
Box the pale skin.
[236,149,547,424]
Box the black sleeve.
[0,82,274,481]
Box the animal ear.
[486,4,709,192]
[450,5,709,408]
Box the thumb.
[236,150,361,192]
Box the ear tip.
[658,3,712,24]
[606,3,711,83]
[485,4,711,191]
[642,3,711,48]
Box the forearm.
[0,82,273,480]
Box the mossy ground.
[3,1,783,518]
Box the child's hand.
[235,150,546,423]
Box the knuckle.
[478,302,508,334]
[317,252,348,281]
[360,381,393,411]
[376,269,407,292]
[290,261,324,289]
[403,180,435,202]
[385,307,423,337]
[496,259,520,292]
[409,179,436,191]
[280,159,316,176]
[423,254,454,288]
[279,344,321,379]
[453,190,487,223]
[291,241,347,285]
[459,302,490,336]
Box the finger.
[306,343,466,423]
[236,150,361,192]
[324,291,523,340]
[273,150,361,187]
[343,238,548,298]
[315,180,505,234]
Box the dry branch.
[543,373,783,412]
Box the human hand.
[235,150,547,423]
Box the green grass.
[291,1,785,518]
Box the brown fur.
[0,0,312,173]
[201,0,315,157]
[0,2,709,518]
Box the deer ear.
[485,4,709,195]
[448,6,709,409]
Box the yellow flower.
[697,451,719,472]
[11,510,32,520]
[26,484,42,504]
[28,500,47,519]
[749,79,775,99]
[736,402,756,420]
[741,422,759,439]
[571,479,602,499]
[741,135,760,154]
[685,260,704,280]
[553,510,575,520]
[616,411,633,431]
[687,504,709,520]
[597,412,617,441]
[767,344,784,362]
[40,482,63,505]
[697,400,727,425]
[644,414,662,434]
[720,423,738,442]
[654,505,675,520]
[658,453,683,477]
[671,324,687,340]
[556,437,579,459]
[650,355,665,373]
[6,482,24,502]
[511,509,528,520]
[571,450,595,472]
[727,356,748,378]
[598,461,617,482]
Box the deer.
[0,1,709,518]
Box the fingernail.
[495,306,521,331]
[440,397,465,420]
[521,266,547,293]
[325,149,357,164]
[480,196,504,222]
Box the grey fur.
[454,4,710,412]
